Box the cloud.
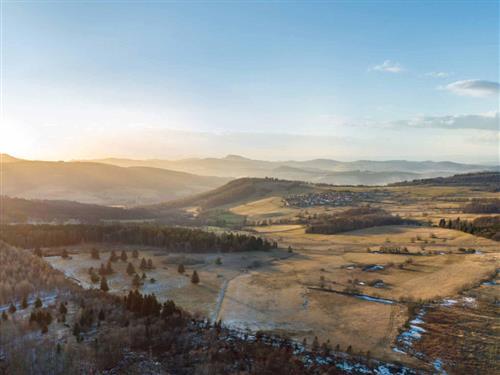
[425,71,452,78]
[440,79,499,97]
[392,111,499,131]
[370,60,404,73]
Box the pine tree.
[59,302,67,315]
[106,261,114,275]
[34,297,43,308]
[21,296,28,309]
[2,311,8,321]
[312,336,319,352]
[132,249,139,258]
[100,276,109,292]
[98,309,105,321]
[120,250,128,262]
[215,257,222,265]
[178,264,185,274]
[34,247,43,257]
[8,303,16,314]
[91,248,100,259]
[191,270,200,284]
[109,250,118,262]
[62,249,69,258]
[147,259,153,269]
[140,258,147,270]
[132,274,142,288]
[126,262,135,276]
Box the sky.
[1,0,499,163]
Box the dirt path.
[211,277,232,322]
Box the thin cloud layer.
[441,79,499,97]
[425,71,452,78]
[392,112,499,130]
[371,60,404,73]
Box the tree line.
[0,224,277,253]
[306,207,418,234]
[438,216,500,241]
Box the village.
[284,190,392,208]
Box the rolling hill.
[1,196,152,223]
[145,177,317,213]
[1,155,229,206]
[85,154,495,185]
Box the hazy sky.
[1,1,499,163]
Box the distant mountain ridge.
[83,154,496,185]
[1,155,229,206]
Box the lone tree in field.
[100,276,109,292]
[126,262,135,276]
[62,249,69,259]
[191,270,200,284]
[91,248,100,259]
[120,250,128,262]
[8,303,16,314]
[132,249,139,258]
[59,302,67,315]
[177,264,185,274]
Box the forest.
[438,216,500,241]
[305,207,416,234]
[0,224,277,253]
[462,198,500,214]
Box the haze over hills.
[84,154,496,185]
[1,155,229,206]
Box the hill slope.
[146,177,317,213]
[391,172,500,191]
[1,196,151,223]
[1,158,229,206]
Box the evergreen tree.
[100,276,109,292]
[132,274,142,288]
[2,311,8,320]
[191,270,200,284]
[140,258,147,270]
[34,297,43,308]
[120,250,128,262]
[147,259,153,269]
[91,248,100,259]
[178,264,185,274]
[34,247,43,257]
[21,296,28,309]
[132,249,139,258]
[61,249,69,258]
[106,261,114,275]
[59,302,67,315]
[8,303,16,314]
[98,309,105,321]
[126,262,135,276]
[109,250,118,262]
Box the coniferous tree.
[59,302,67,315]
[178,264,185,274]
[34,297,43,308]
[132,274,141,288]
[8,303,16,314]
[21,296,28,309]
[126,262,135,276]
[100,276,109,292]
[91,248,100,259]
[140,258,147,270]
[132,249,139,258]
[120,250,128,262]
[191,270,200,284]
